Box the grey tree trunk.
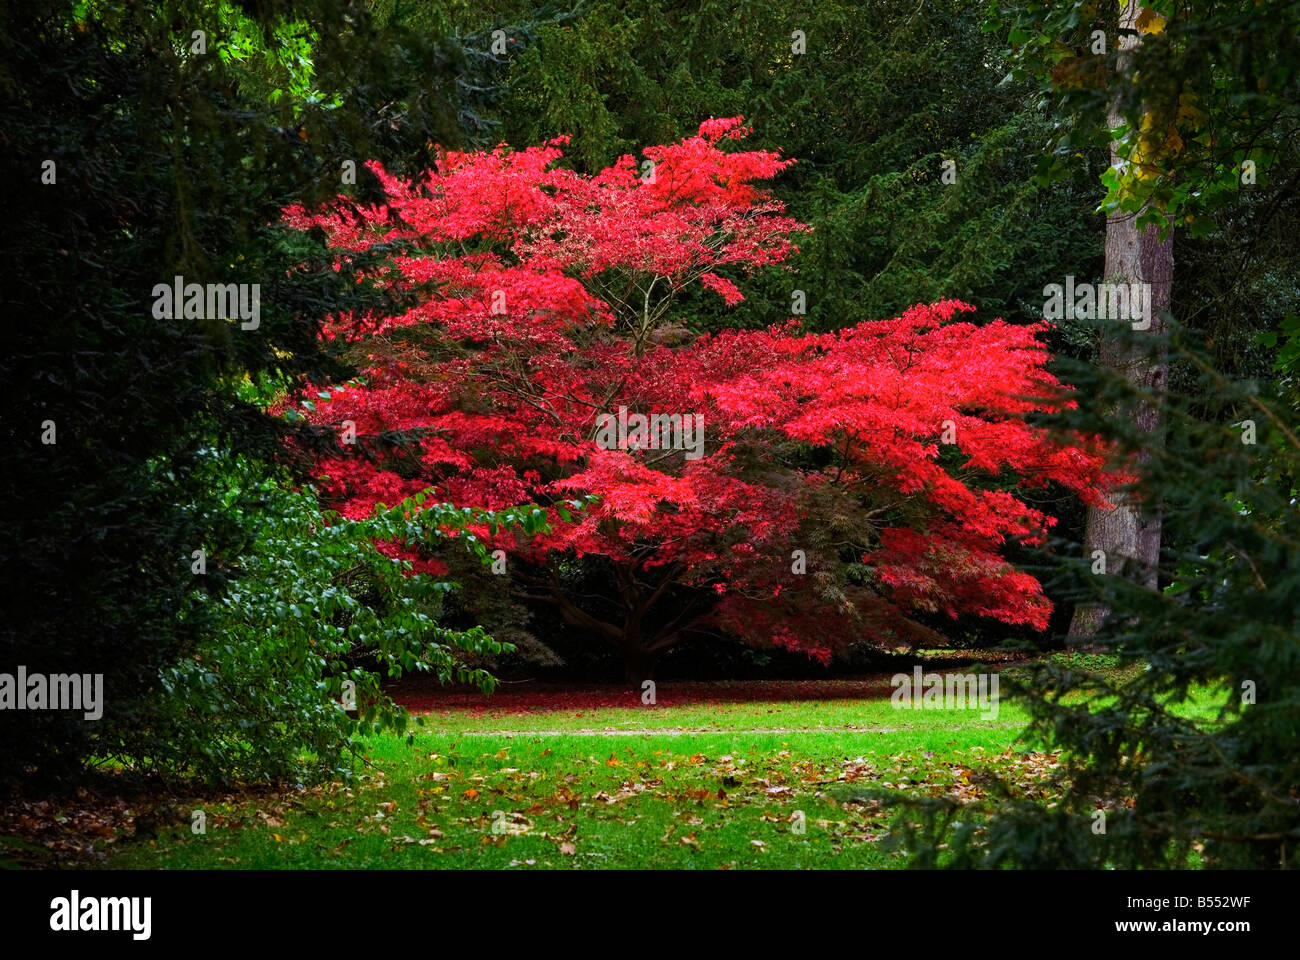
[1068,0,1173,639]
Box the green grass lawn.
[98,686,1040,869]
[88,662,1228,870]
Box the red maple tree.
[283,118,1114,685]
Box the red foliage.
[283,119,1116,675]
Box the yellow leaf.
[1135,7,1166,34]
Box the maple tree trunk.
[621,644,657,690]
[1068,0,1173,639]
[619,609,663,689]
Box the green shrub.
[120,452,544,787]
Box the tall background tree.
[1071,0,1174,634]
[992,0,1300,635]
